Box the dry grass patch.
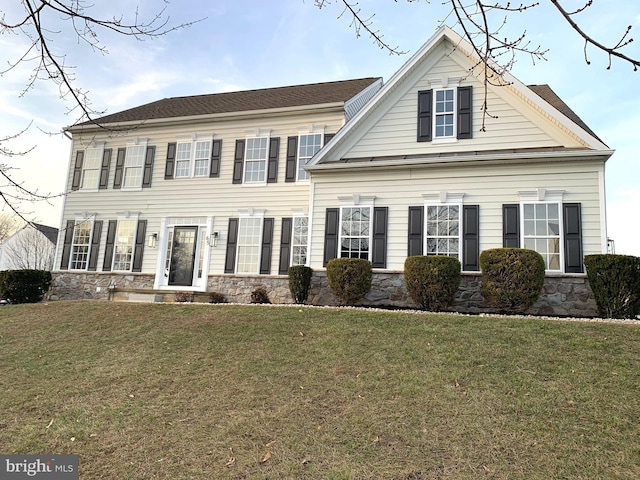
[0,301,639,479]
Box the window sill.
[432,137,458,144]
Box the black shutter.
[102,220,117,272]
[209,139,222,177]
[99,149,112,189]
[165,142,176,179]
[563,203,583,273]
[113,148,126,189]
[462,205,480,271]
[232,140,245,184]
[260,218,274,274]
[267,137,280,183]
[285,136,298,182]
[142,146,155,188]
[88,220,103,271]
[407,206,424,256]
[279,217,293,275]
[323,133,335,144]
[224,218,239,273]
[417,90,433,142]
[457,86,473,139]
[60,220,75,269]
[132,220,147,272]
[503,204,520,248]
[371,207,388,269]
[71,151,84,191]
[323,208,339,266]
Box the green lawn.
[1,301,639,479]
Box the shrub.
[251,287,271,304]
[0,269,52,304]
[326,258,372,305]
[404,256,461,311]
[288,265,313,304]
[584,254,640,319]
[480,248,545,313]
[209,292,227,304]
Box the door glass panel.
[168,226,198,286]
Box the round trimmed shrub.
[480,248,545,313]
[584,254,640,319]
[0,269,52,304]
[326,258,372,305]
[404,255,461,311]
[288,265,313,304]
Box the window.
[70,220,93,270]
[434,89,455,138]
[123,144,146,188]
[297,134,322,181]
[175,140,212,178]
[417,86,472,142]
[236,217,263,273]
[244,137,268,183]
[340,206,371,259]
[81,147,102,189]
[175,143,192,178]
[426,204,460,257]
[112,220,136,271]
[292,217,308,265]
[523,203,561,270]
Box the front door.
[168,226,198,286]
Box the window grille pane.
[113,220,136,271]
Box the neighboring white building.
[49,27,613,316]
[0,223,58,271]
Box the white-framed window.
[69,220,93,270]
[175,139,212,178]
[123,144,146,188]
[297,134,322,181]
[340,206,371,260]
[244,137,269,183]
[81,146,103,190]
[522,202,562,271]
[292,216,309,265]
[112,219,137,271]
[434,88,455,138]
[425,204,461,258]
[236,217,263,273]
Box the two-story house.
[51,27,613,316]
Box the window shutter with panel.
[260,218,274,274]
[279,218,293,275]
[323,208,339,266]
[462,205,480,271]
[407,206,424,257]
[224,218,239,273]
[457,86,473,140]
[285,136,298,182]
[98,149,112,189]
[87,220,103,271]
[60,220,75,269]
[371,207,388,269]
[131,220,146,272]
[563,203,583,273]
[71,151,84,191]
[502,204,520,248]
[113,148,126,189]
[164,142,176,179]
[417,90,433,142]
[323,133,335,144]
[267,138,280,183]
[142,146,155,188]
[232,140,245,184]
[209,139,222,177]
[102,220,117,272]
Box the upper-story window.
[244,137,269,183]
[175,140,212,178]
[123,144,146,188]
[434,89,455,139]
[417,86,472,142]
[297,134,322,181]
[81,147,103,190]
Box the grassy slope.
[1,301,639,479]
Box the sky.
[1,0,639,255]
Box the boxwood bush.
[584,254,640,319]
[480,248,545,313]
[288,265,313,304]
[404,255,461,311]
[0,269,52,304]
[326,258,372,305]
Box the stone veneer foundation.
[49,271,599,317]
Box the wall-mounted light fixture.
[147,232,158,248]
[207,231,219,247]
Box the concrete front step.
[111,289,212,303]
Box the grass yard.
[0,301,639,479]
